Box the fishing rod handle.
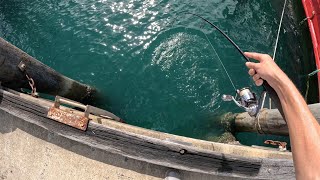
[262,81,286,120]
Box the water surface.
[0,0,316,144]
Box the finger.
[255,79,264,86]
[245,62,258,70]
[248,69,255,76]
[253,74,261,81]
[244,52,266,62]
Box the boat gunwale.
[6,87,292,160]
[0,87,295,179]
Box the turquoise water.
[0,0,317,144]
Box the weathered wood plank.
[0,88,295,179]
[0,37,94,102]
[235,104,320,136]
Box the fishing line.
[178,12,243,91]
[163,12,285,119]
[179,18,238,92]
[180,24,237,91]
[184,12,286,120]
[204,33,237,91]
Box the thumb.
[245,62,258,70]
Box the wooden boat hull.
[0,87,294,179]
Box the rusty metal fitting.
[48,96,89,131]
[264,140,287,152]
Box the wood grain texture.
[235,104,320,136]
[0,37,94,102]
[0,88,295,179]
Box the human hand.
[244,52,287,90]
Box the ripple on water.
[128,28,227,134]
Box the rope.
[299,11,316,26]
[304,69,320,100]
[255,92,267,134]
[269,0,287,109]
[273,0,287,60]
[308,69,320,77]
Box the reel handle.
[262,81,286,121]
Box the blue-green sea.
[0,0,317,145]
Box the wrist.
[270,73,293,99]
[265,71,289,92]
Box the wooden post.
[0,37,95,102]
[234,103,320,136]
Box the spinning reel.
[222,87,266,117]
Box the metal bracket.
[47,96,89,131]
[47,96,125,130]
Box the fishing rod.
[189,13,249,62]
[187,12,285,119]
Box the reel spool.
[222,87,266,117]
